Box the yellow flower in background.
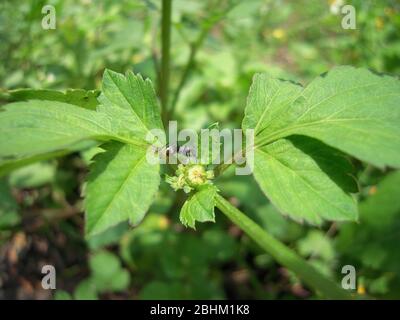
[368,185,378,195]
[375,17,384,30]
[131,53,144,64]
[357,283,366,295]
[158,216,170,230]
[272,28,286,40]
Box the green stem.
[170,27,208,113]
[170,7,229,116]
[160,0,172,126]
[215,194,353,300]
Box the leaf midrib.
[256,117,399,147]
[253,85,282,134]
[295,79,386,122]
[254,87,400,146]
[106,73,151,135]
[0,107,148,149]
[92,152,146,229]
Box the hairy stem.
[160,0,172,126]
[215,194,353,299]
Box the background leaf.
[336,171,400,291]
[0,178,20,230]
[1,88,100,110]
[0,140,97,178]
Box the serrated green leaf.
[253,136,358,225]
[0,100,146,160]
[242,75,302,135]
[3,88,100,110]
[180,184,217,229]
[0,70,164,163]
[101,69,164,143]
[244,66,400,168]
[84,141,160,236]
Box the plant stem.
[170,27,208,113]
[215,194,353,300]
[169,8,228,116]
[160,0,172,126]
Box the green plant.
[1,0,399,300]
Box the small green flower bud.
[187,165,207,186]
[165,164,214,193]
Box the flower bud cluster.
[166,164,214,193]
